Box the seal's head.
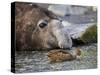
[15,2,72,50]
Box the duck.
[47,48,81,62]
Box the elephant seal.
[14,2,72,50]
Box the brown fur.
[15,2,58,50]
[15,2,72,50]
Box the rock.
[15,43,97,73]
[64,23,97,44]
[79,25,97,43]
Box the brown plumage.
[47,48,81,62]
[75,47,81,56]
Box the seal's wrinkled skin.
[15,2,72,50]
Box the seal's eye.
[39,22,47,28]
[38,20,48,28]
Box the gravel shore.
[15,43,97,73]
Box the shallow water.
[15,43,97,73]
